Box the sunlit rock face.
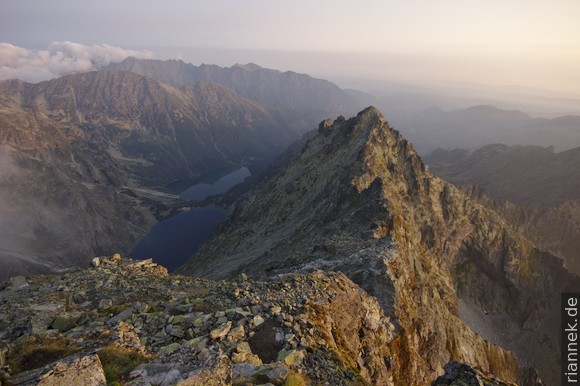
[183,107,579,385]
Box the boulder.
[210,321,232,341]
[37,354,106,386]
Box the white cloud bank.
[0,41,154,83]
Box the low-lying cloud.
[0,41,153,83]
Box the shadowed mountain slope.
[0,71,297,279]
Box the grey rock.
[108,307,133,325]
[252,314,265,327]
[210,321,232,340]
[8,276,29,291]
[37,354,106,386]
[98,299,113,310]
[158,342,181,356]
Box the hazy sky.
[1,0,579,95]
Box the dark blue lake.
[130,207,227,271]
[180,166,251,201]
[131,166,251,271]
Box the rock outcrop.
[181,107,580,385]
[1,256,396,385]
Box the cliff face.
[182,107,579,385]
[426,145,580,275]
[0,71,297,279]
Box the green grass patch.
[99,304,129,317]
[282,371,309,386]
[8,336,81,373]
[97,345,148,385]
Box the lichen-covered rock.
[37,354,106,386]
[210,321,232,341]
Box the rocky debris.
[0,255,399,385]
[432,361,517,386]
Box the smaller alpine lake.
[130,166,250,271]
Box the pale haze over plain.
[1,0,579,96]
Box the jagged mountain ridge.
[108,57,367,129]
[406,104,580,154]
[0,70,298,279]
[0,71,296,183]
[181,107,579,385]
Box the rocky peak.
[181,107,579,385]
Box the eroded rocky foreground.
[0,255,514,385]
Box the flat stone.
[169,325,185,338]
[177,355,231,385]
[8,276,29,291]
[277,349,305,367]
[31,303,63,312]
[259,364,290,384]
[158,342,181,356]
[252,315,265,327]
[192,314,211,327]
[210,321,232,340]
[108,307,133,325]
[270,306,282,315]
[51,313,81,333]
[37,354,106,386]
[98,299,113,310]
[231,351,262,365]
[227,325,245,341]
[188,336,208,352]
[232,363,261,384]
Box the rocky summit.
[181,107,579,385]
[1,255,400,385]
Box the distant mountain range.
[404,104,580,154]
[108,57,369,130]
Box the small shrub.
[97,345,148,385]
[282,371,309,386]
